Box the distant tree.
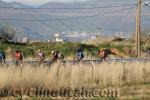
[0,25,16,42]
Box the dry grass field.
[0,62,150,100]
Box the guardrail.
[3,58,150,65]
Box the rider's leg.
[15,60,18,67]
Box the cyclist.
[75,49,84,62]
[37,49,45,66]
[51,50,58,62]
[13,50,23,67]
[0,50,6,66]
[147,48,150,57]
[58,51,64,61]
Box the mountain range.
[0,0,150,40]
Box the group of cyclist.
[0,47,150,66]
[36,49,65,65]
[36,48,84,64]
[0,47,110,66]
[0,48,85,66]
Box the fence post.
[91,61,94,86]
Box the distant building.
[55,33,64,43]
[81,32,88,36]
[17,36,28,43]
[47,39,51,43]
[22,37,28,43]
[90,36,96,40]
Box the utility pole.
[136,0,142,58]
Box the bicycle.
[0,58,6,67]
[14,59,23,68]
[73,57,83,65]
[35,58,47,67]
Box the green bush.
[1,41,146,58]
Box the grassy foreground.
[0,62,150,100]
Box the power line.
[0,6,135,22]
[86,1,135,3]
[0,4,135,10]
[0,5,135,16]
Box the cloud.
[3,0,91,6]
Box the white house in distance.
[22,37,28,43]
[17,36,28,43]
[55,33,64,43]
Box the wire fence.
[2,58,150,66]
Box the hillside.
[0,0,150,40]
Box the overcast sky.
[3,0,91,6]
